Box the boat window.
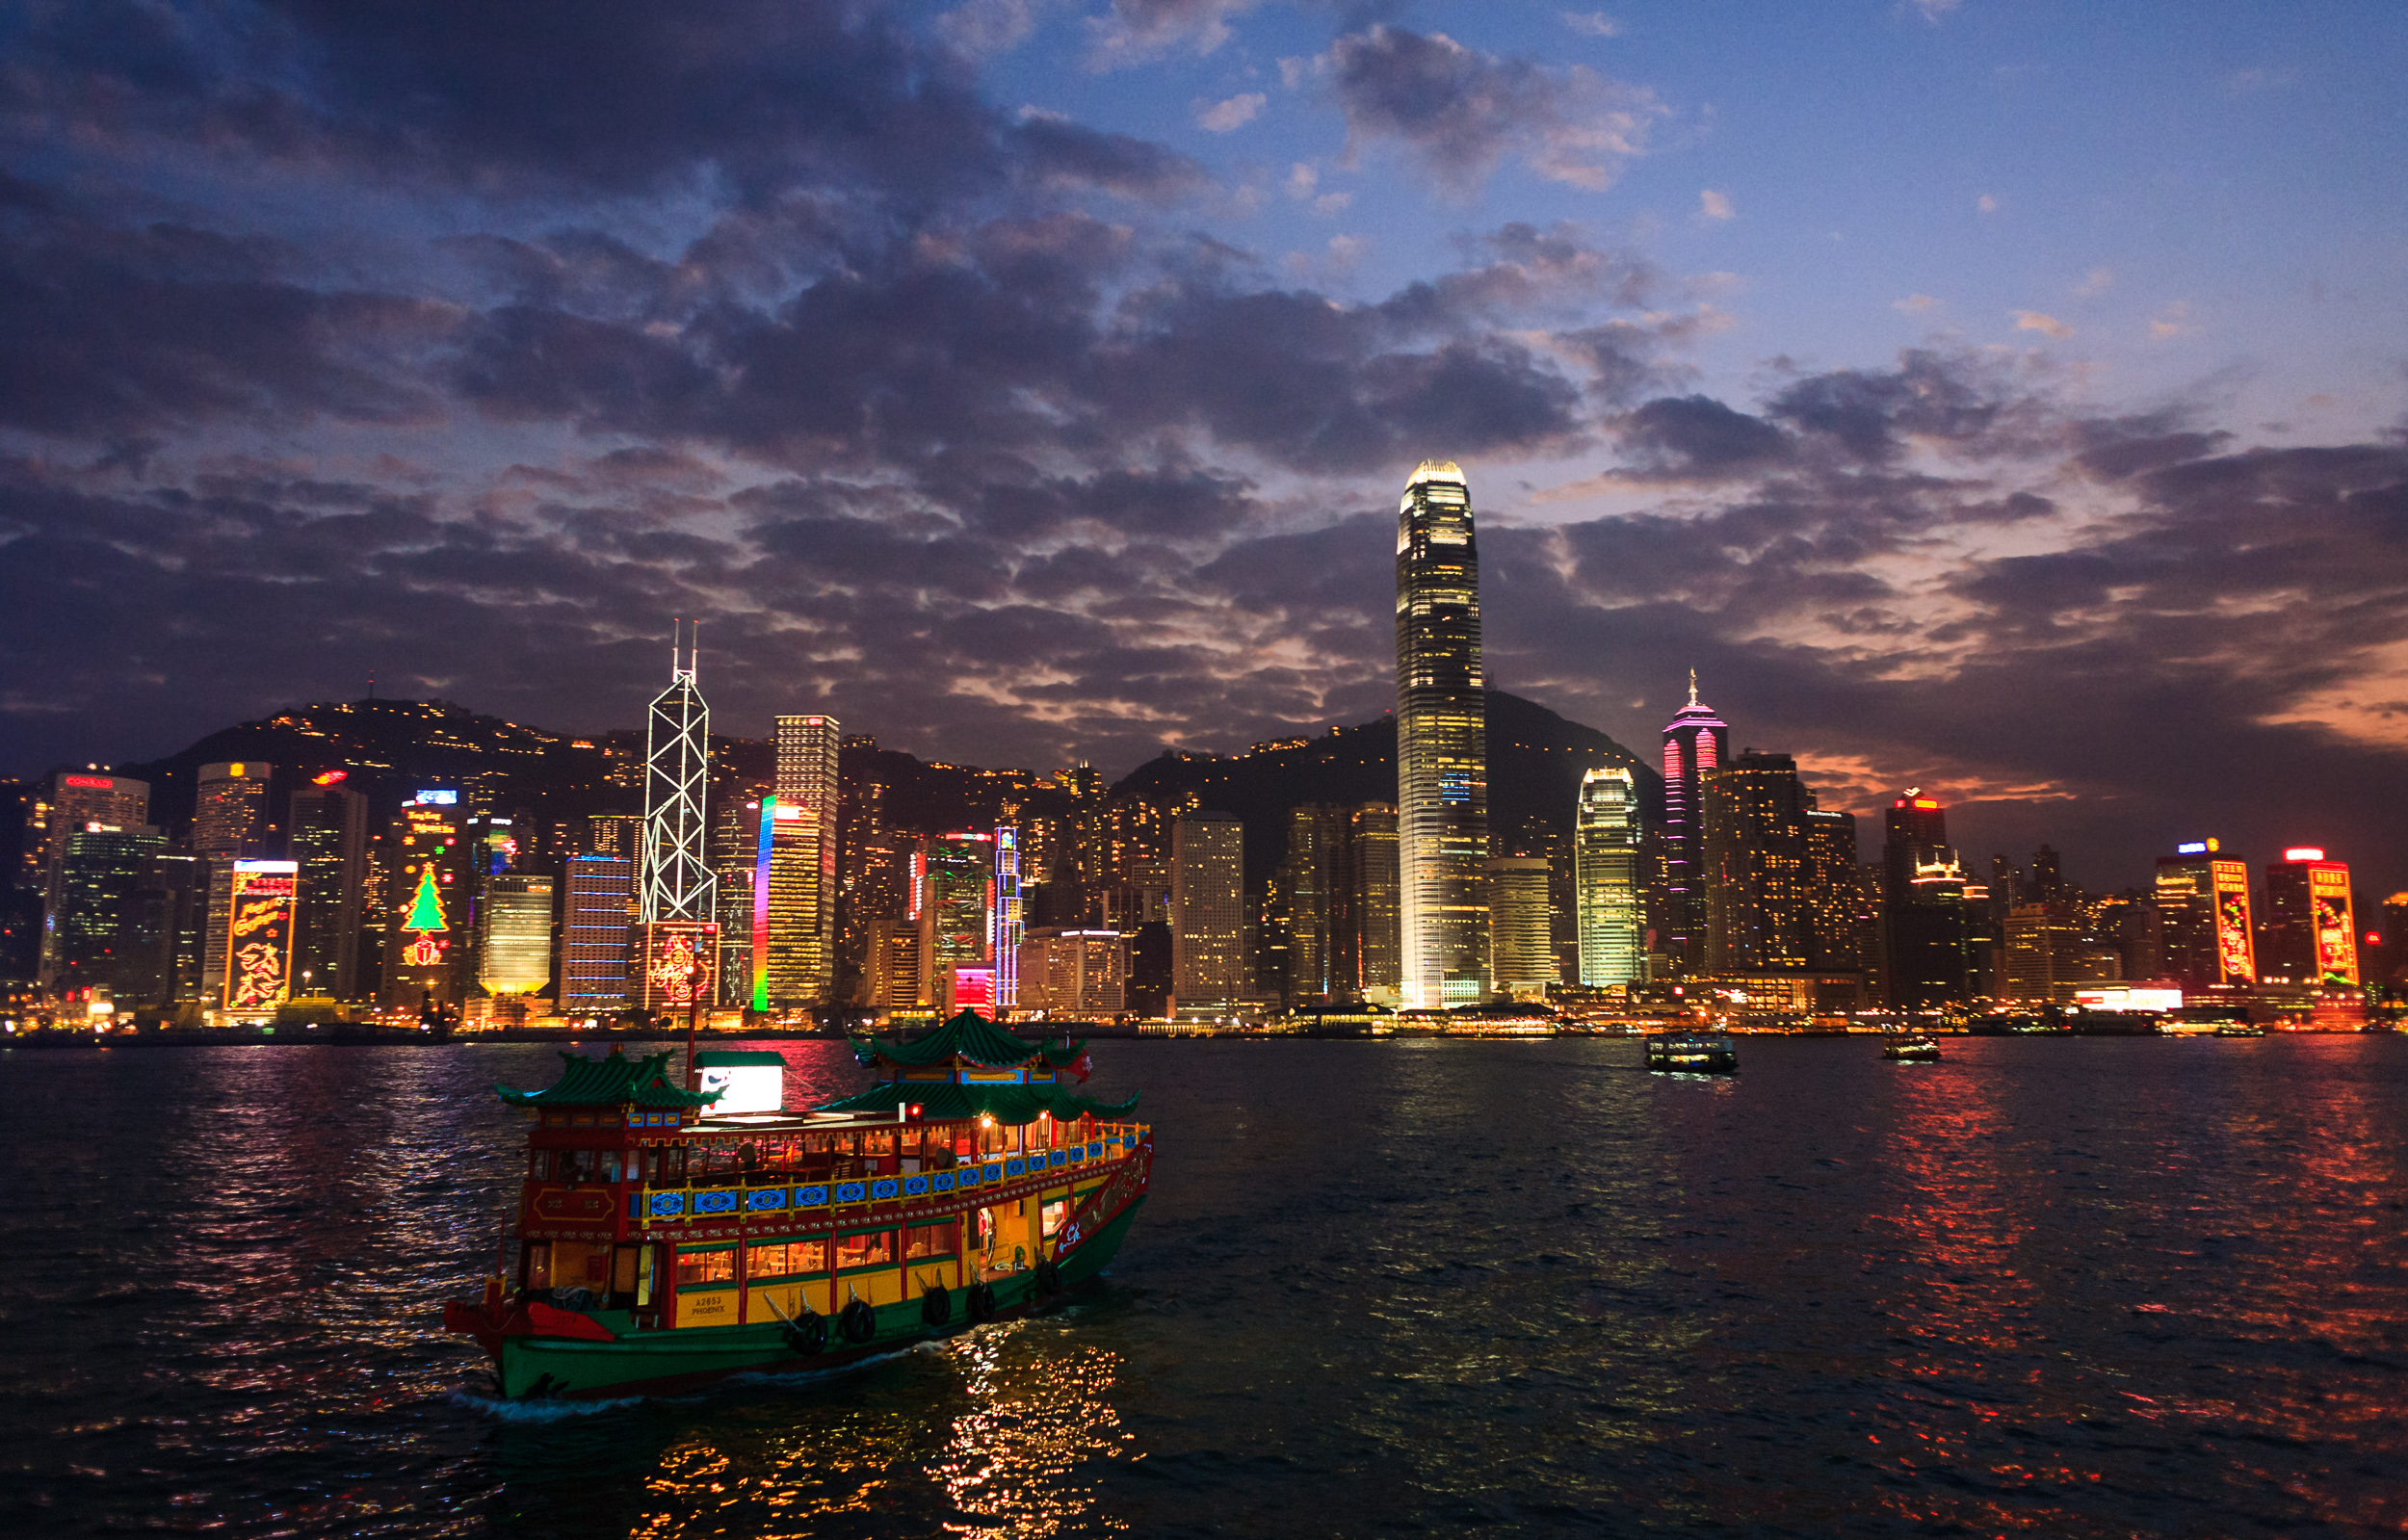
[1040,1199,1068,1239]
[675,1246,736,1288]
[903,1222,957,1260]
[833,1230,894,1270]
[529,1150,551,1181]
[612,1245,641,1295]
[601,1153,621,1185]
[523,1242,552,1290]
[863,1131,895,1157]
[746,1240,827,1278]
[636,1245,657,1308]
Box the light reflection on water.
[3,1035,2405,1537]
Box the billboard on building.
[637,920,719,1012]
[224,860,299,1010]
[2212,859,2255,984]
[2310,865,2359,984]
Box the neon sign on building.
[224,860,300,1010]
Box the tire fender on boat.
[921,1284,951,1326]
[1034,1259,1062,1298]
[967,1282,997,1322]
[839,1296,877,1344]
[783,1310,825,1355]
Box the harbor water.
[4,1034,2404,1537]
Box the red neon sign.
[63,774,114,788]
[2283,847,2325,863]
[313,770,349,786]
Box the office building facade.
[1656,676,1729,972]
[289,781,367,1000]
[1573,767,1642,987]
[1485,857,1556,999]
[1171,813,1245,1012]
[1702,752,1812,973]
[765,714,840,1007]
[1394,459,1490,1007]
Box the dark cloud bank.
[1,2,2403,893]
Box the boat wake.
[449,1388,652,1421]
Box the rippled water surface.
[4,1034,2405,1537]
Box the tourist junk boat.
[443,1011,1149,1400]
[1645,1031,1739,1074]
[1882,1033,1943,1062]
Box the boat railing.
[623,1123,1149,1229]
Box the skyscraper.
[636,635,717,1014]
[992,827,1025,1009]
[558,853,635,1016]
[2262,848,2358,986]
[1882,792,1972,1008]
[222,859,301,1012]
[1802,807,1865,972]
[1574,767,1642,987]
[477,874,557,997]
[1282,804,1348,1004]
[765,714,840,1008]
[1657,674,1729,972]
[1349,803,1400,999]
[51,822,165,1001]
[2155,843,2256,990]
[36,771,149,987]
[1171,812,1244,1012]
[1701,752,1811,973]
[289,779,367,999]
[1485,857,1556,999]
[383,792,470,1011]
[195,761,273,1007]
[915,832,994,1009]
[1395,458,1490,1007]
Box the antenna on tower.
[690,620,701,682]
[1688,667,1699,707]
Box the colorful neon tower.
[1395,458,1490,1008]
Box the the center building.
[1395,459,1491,1007]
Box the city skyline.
[1,4,2402,899]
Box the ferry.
[2214,1022,2267,1038]
[1881,1033,1943,1062]
[1645,1031,1739,1074]
[443,1011,1150,1399]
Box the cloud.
[2012,309,2073,338]
[1085,0,1260,69]
[1322,24,1664,196]
[1909,0,1962,19]
[1194,92,1266,132]
[936,0,1063,58]
[1977,193,1999,213]
[2150,300,2194,339]
[2075,266,2115,297]
[1699,189,1735,221]
[1561,12,1621,36]
[1894,294,1937,313]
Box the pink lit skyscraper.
[1657,672,1728,972]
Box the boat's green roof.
[693,1049,785,1066]
[811,1079,1137,1125]
[496,1049,721,1109]
[851,1009,1082,1070]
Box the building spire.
[1688,667,1699,707]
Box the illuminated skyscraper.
[764,714,840,1007]
[1657,675,1729,972]
[477,874,556,997]
[1395,459,1490,1007]
[559,853,634,1015]
[1802,807,1866,972]
[2155,842,2256,990]
[1702,753,1811,973]
[1171,813,1245,1012]
[1882,792,1971,1007]
[288,779,367,999]
[1574,767,1642,987]
[1283,804,1348,1003]
[1485,857,1556,999]
[222,859,300,1012]
[915,833,994,1008]
[992,827,1024,1008]
[382,792,470,1011]
[52,822,165,1001]
[641,638,714,926]
[36,771,149,987]
[1349,803,1400,998]
[2263,848,2358,985]
[195,761,273,1006]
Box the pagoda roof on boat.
[494,1048,721,1109]
[851,1009,1085,1071]
[810,1079,1138,1126]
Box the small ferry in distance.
[1646,1031,1738,1074]
[2215,1022,2266,1038]
[1882,1033,1942,1062]
[443,1011,1149,1400]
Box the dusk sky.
[3,1,2403,894]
